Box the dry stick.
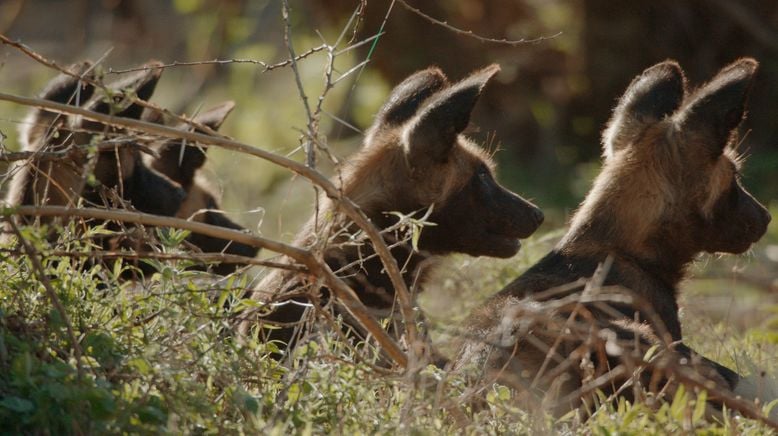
[0,149,70,162]
[5,219,84,380]
[281,0,317,170]
[0,139,160,163]
[102,33,383,76]
[0,91,418,366]
[105,44,328,75]
[396,0,561,45]
[8,205,408,368]
[0,34,223,139]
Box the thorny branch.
[0,33,223,139]
[105,45,328,75]
[0,31,422,367]
[396,0,561,45]
[6,204,409,367]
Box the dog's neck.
[322,219,437,312]
[555,225,698,341]
[561,215,697,293]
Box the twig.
[0,247,306,273]
[0,33,223,139]
[7,205,409,368]
[104,45,329,75]
[0,89,419,366]
[0,139,160,162]
[281,0,317,169]
[396,0,561,45]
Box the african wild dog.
[454,58,773,416]
[4,61,258,274]
[5,61,184,218]
[143,101,259,275]
[236,65,544,359]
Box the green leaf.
[692,390,707,422]
[0,396,33,413]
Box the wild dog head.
[144,102,260,273]
[348,65,543,258]
[570,58,770,263]
[20,61,186,216]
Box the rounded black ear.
[191,101,235,131]
[150,102,236,188]
[89,60,163,119]
[403,64,499,166]
[677,58,758,154]
[23,61,96,148]
[603,60,686,157]
[38,61,96,105]
[373,67,448,129]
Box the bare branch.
[6,204,409,368]
[0,33,224,138]
[281,0,317,169]
[396,0,561,45]
[0,88,420,361]
[104,45,329,75]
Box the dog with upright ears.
[5,61,185,218]
[237,65,544,358]
[455,58,773,416]
[4,61,258,274]
[142,102,259,275]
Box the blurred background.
[1,0,777,245]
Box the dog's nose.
[532,207,544,226]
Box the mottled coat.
[456,59,772,415]
[237,65,544,355]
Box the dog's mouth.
[482,230,522,258]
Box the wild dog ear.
[373,67,449,129]
[677,58,757,155]
[403,64,499,166]
[150,102,235,188]
[192,100,235,131]
[23,61,95,147]
[90,61,163,119]
[38,61,96,105]
[603,60,685,157]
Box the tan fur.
[237,66,544,355]
[174,174,217,223]
[455,58,771,417]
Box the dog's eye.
[477,166,490,181]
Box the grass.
[0,210,776,434]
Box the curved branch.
[6,205,409,368]
[0,90,420,354]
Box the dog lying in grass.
[4,61,257,275]
[454,58,776,419]
[237,65,544,360]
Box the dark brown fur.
[4,61,258,274]
[236,65,544,357]
[142,102,259,274]
[5,61,184,218]
[455,59,772,415]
